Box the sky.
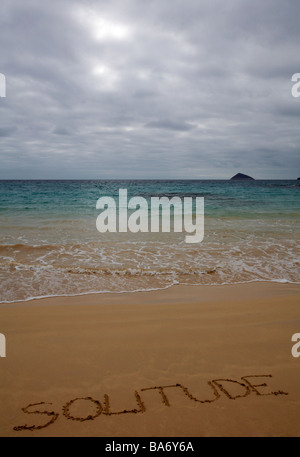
[0,0,299,179]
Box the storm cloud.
[0,0,299,178]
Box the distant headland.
[230,173,254,180]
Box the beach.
[1,0,300,441]
[1,179,299,437]
[1,281,300,437]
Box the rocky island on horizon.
[230,173,254,180]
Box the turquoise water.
[0,180,299,302]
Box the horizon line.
[0,177,299,181]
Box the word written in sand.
[13,374,288,431]
[96,189,204,243]
[0,333,6,357]
[291,333,300,358]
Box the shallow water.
[0,179,299,302]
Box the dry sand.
[0,282,300,437]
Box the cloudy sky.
[0,0,299,179]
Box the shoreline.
[1,281,300,436]
[1,279,299,308]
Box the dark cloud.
[145,120,194,131]
[0,126,17,136]
[53,127,72,135]
[0,0,299,179]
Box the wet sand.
[0,282,300,436]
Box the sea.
[0,179,299,303]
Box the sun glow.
[74,7,131,42]
[92,64,119,91]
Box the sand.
[0,282,300,437]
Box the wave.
[0,235,299,303]
[0,258,218,277]
[1,278,299,305]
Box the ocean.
[0,179,299,303]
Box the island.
[230,173,254,180]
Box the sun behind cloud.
[74,6,132,42]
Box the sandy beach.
[1,0,300,441]
[0,281,299,437]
